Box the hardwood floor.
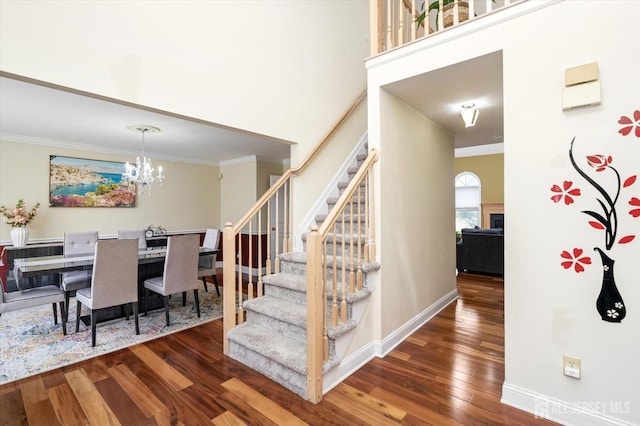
[0,273,557,425]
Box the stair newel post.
[266,199,272,276]
[223,221,237,355]
[323,239,329,361]
[306,225,324,403]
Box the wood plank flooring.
[0,273,557,425]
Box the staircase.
[226,147,380,399]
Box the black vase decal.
[595,248,626,323]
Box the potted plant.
[416,0,469,30]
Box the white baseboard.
[502,383,635,426]
[322,288,458,393]
[380,288,458,356]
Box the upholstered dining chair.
[75,239,139,347]
[117,229,147,250]
[0,276,67,335]
[61,231,98,317]
[197,228,220,296]
[143,234,200,326]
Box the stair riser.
[337,182,366,195]
[301,241,366,258]
[316,221,368,235]
[264,283,307,305]
[244,309,307,344]
[228,342,307,398]
[326,202,368,215]
[279,261,360,283]
[263,283,354,325]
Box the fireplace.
[490,213,504,229]
[482,203,504,228]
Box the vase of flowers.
[1,199,41,247]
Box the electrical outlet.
[563,355,581,379]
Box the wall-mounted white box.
[562,81,601,110]
[565,62,598,86]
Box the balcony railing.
[370,0,515,55]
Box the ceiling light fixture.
[123,125,164,196]
[460,103,480,127]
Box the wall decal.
[551,109,639,323]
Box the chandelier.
[123,125,165,195]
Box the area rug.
[0,286,223,385]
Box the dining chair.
[117,229,148,250]
[61,231,98,317]
[143,234,200,326]
[75,239,139,347]
[197,228,220,296]
[0,276,67,335]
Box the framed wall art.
[49,155,136,207]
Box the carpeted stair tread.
[280,250,381,274]
[228,323,340,376]
[243,296,306,327]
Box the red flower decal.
[623,175,637,188]
[561,248,592,273]
[618,235,636,244]
[630,197,640,218]
[551,181,581,204]
[587,154,612,172]
[618,110,640,137]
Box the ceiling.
[0,53,502,164]
[0,75,293,166]
[383,50,504,150]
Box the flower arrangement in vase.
[0,199,41,247]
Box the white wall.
[0,0,370,162]
[366,1,640,424]
[0,139,219,242]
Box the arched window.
[455,171,481,231]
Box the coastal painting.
[49,156,135,207]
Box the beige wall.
[256,159,286,199]
[0,0,369,164]
[292,96,368,240]
[377,90,456,337]
[455,153,504,204]
[219,159,256,230]
[0,140,219,242]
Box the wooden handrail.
[318,149,379,237]
[232,90,367,234]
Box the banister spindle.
[237,233,244,324]
[266,199,272,276]
[248,221,254,300]
[258,211,263,297]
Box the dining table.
[12,246,219,324]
